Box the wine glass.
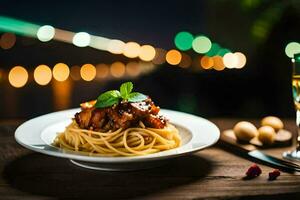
[283,53,300,160]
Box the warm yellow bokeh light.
[110,62,125,78]
[223,53,238,69]
[235,52,247,69]
[70,65,81,80]
[80,64,96,81]
[96,64,109,79]
[212,56,225,71]
[166,49,182,65]
[126,62,141,77]
[107,39,125,54]
[139,45,156,61]
[200,56,214,69]
[123,42,141,58]
[53,63,70,81]
[34,64,52,85]
[8,66,28,88]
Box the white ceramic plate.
[15,109,220,171]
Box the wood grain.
[0,119,299,200]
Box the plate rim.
[15,108,220,163]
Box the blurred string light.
[80,64,96,81]
[34,64,52,85]
[70,65,81,81]
[96,64,109,79]
[123,42,140,58]
[192,35,212,54]
[0,16,39,37]
[0,32,16,49]
[107,39,125,54]
[8,66,28,88]
[139,45,156,61]
[174,31,194,51]
[223,52,247,69]
[205,43,221,57]
[166,49,182,65]
[110,62,126,78]
[53,63,70,81]
[200,56,214,69]
[37,25,55,42]
[285,42,300,58]
[72,32,90,47]
[126,62,141,77]
[212,56,225,71]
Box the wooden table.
[0,119,300,200]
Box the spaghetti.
[54,120,181,156]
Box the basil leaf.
[120,82,133,99]
[95,90,121,108]
[127,92,147,102]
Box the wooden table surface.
[0,119,300,200]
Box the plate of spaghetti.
[15,82,220,171]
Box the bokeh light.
[192,35,212,54]
[126,62,141,77]
[8,66,28,88]
[72,32,90,47]
[200,56,214,69]
[285,42,300,58]
[80,64,96,81]
[70,65,81,80]
[212,56,225,71]
[235,52,247,69]
[179,53,192,68]
[53,63,70,81]
[107,39,125,54]
[205,43,221,57]
[152,48,166,65]
[110,62,125,78]
[123,42,140,58]
[217,48,231,56]
[139,45,156,61]
[0,33,16,49]
[37,25,55,42]
[223,52,238,69]
[166,49,182,65]
[34,64,52,85]
[174,31,194,51]
[96,64,109,79]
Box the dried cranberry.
[245,164,262,178]
[268,169,280,180]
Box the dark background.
[0,0,299,119]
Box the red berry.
[245,164,262,178]
[268,169,280,180]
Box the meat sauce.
[75,98,167,131]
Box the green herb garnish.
[95,82,147,108]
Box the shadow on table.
[3,153,212,199]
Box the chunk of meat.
[74,98,167,130]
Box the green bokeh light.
[0,16,39,37]
[217,48,231,56]
[285,42,300,58]
[205,43,221,57]
[174,31,194,51]
[192,35,212,54]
